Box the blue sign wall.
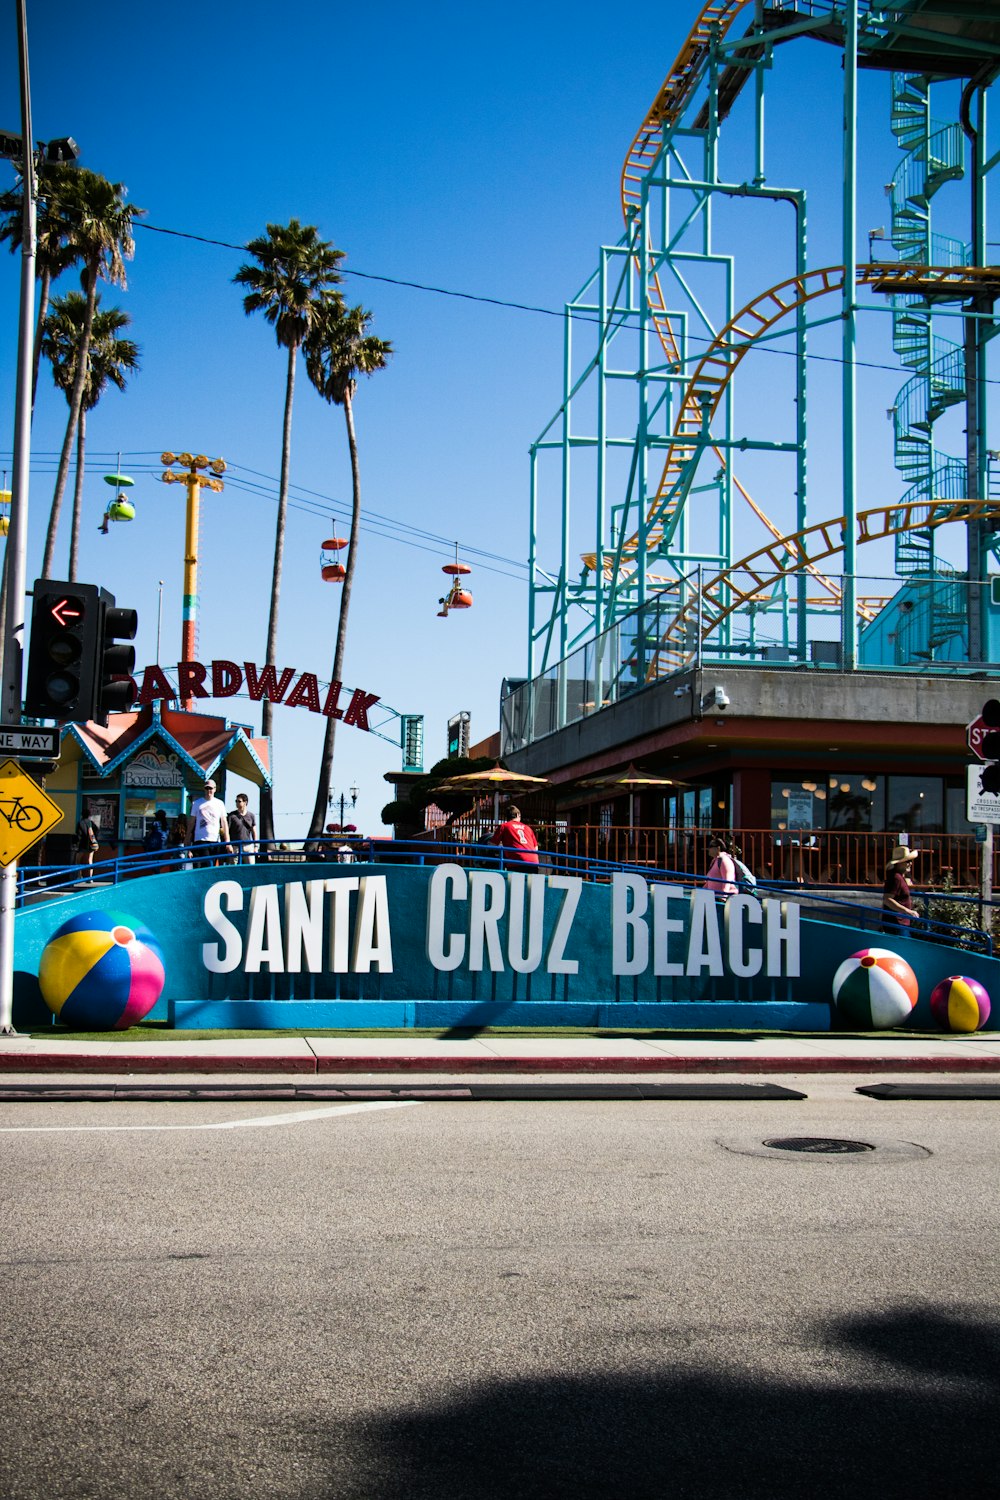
[13,862,1000,1031]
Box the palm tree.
[0,162,83,406]
[304,301,392,836]
[40,169,142,580]
[41,291,140,579]
[234,219,345,841]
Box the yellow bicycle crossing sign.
[0,758,62,865]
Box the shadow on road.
[327,1308,1000,1499]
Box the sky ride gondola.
[438,544,473,616]
[321,527,349,584]
[99,466,136,534]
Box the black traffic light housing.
[24,579,137,725]
[96,594,138,725]
[24,579,101,721]
[981,699,1000,795]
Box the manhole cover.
[763,1136,875,1155]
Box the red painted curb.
[317,1054,1000,1074]
[0,1052,999,1075]
[0,1055,318,1074]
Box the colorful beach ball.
[38,910,165,1030]
[832,948,918,1029]
[929,975,991,1034]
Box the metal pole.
[181,471,200,706]
[0,0,36,1035]
[841,0,858,669]
[981,826,993,931]
[155,578,164,663]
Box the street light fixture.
[328,783,359,831]
[0,131,78,172]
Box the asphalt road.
[1,1082,998,1499]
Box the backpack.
[143,823,167,853]
[733,856,756,889]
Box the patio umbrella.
[576,764,688,844]
[432,764,550,820]
[576,764,688,793]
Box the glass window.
[769,777,828,832]
[666,794,678,850]
[697,787,714,828]
[827,774,883,831]
[946,780,974,835]
[886,776,942,835]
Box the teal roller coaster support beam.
[962,78,991,663]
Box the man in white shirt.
[187,778,230,866]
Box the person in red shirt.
[490,804,539,866]
[882,844,918,934]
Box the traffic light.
[981,699,1000,795]
[24,580,137,725]
[95,593,138,725]
[24,579,101,721]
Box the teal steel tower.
[515,1,1000,749]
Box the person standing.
[74,809,101,877]
[703,836,738,897]
[882,843,918,934]
[187,778,231,867]
[490,804,539,867]
[142,808,169,862]
[227,793,258,865]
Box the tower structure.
[519,0,1000,748]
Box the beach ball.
[929,975,991,1033]
[832,947,918,1029]
[38,910,165,1029]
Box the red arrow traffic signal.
[49,596,84,628]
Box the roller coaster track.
[641,497,998,680]
[585,261,996,589]
[608,0,895,614]
[615,0,791,594]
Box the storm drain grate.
[763,1135,876,1155]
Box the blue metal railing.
[15,840,996,956]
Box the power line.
[135,219,1000,386]
[0,449,530,582]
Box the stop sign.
[969,702,1000,760]
[969,715,989,760]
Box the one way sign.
[0,725,59,758]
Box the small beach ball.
[832,948,918,1029]
[39,910,165,1029]
[929,975,991,1033]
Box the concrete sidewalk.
[2,1031,1000,1079]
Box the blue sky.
[0,2,995,835]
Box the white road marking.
[0,1099,420,1134]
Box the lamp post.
[160,452,225,708]
[329,783,359,831]
[0,8,80,1036]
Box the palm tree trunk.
[69,407,86,581]
[309,392,360,836]
[258,340,298,844]
[31,267,51,411]
[41,264,96,579]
